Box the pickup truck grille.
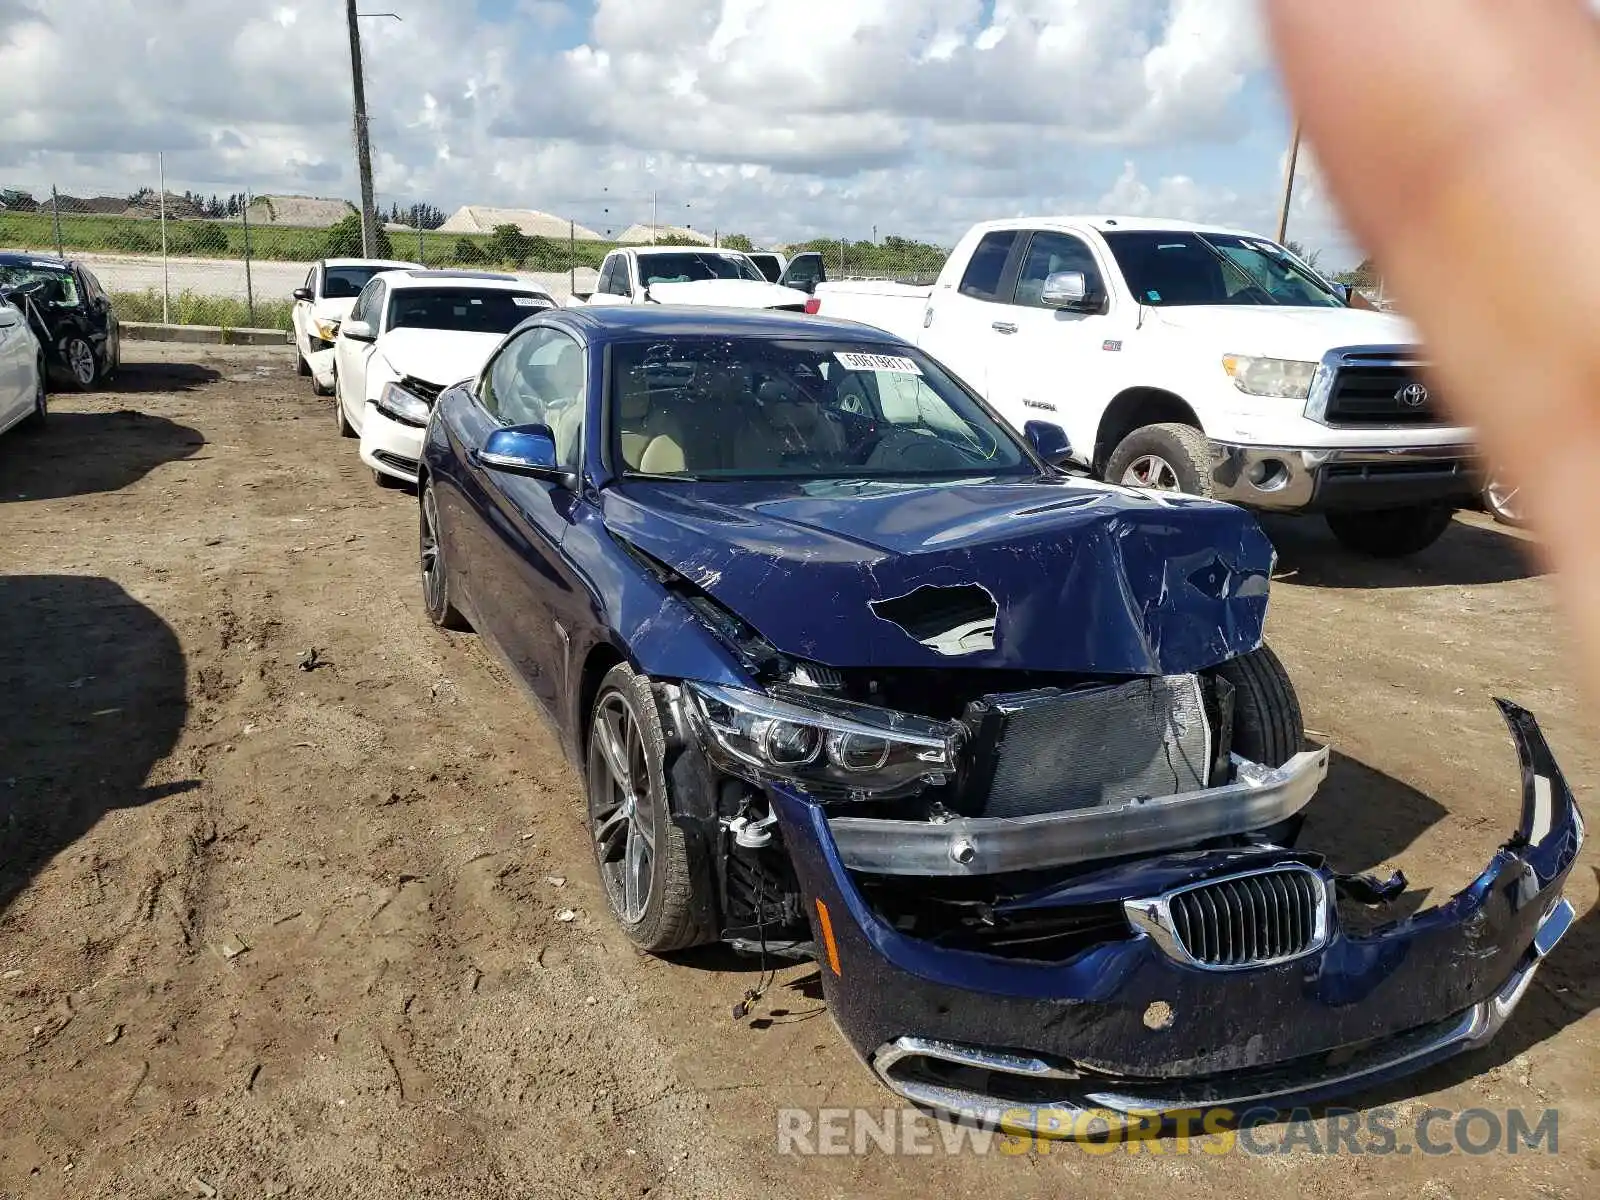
[1324,365,1441,426]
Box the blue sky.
[0,0,1353,264]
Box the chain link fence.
[2,175,953,328]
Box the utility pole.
[346,0,378,257]
[1275,120,1302,245]
[651,191,658,245]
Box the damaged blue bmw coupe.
[416,306,1581,1127]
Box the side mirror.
[292,287,313,302]
[1024,420,1074,467]
[1040,271,1100,312]
[341,318,375,342]
[1331,282,1352,306]
[478,424,575,486]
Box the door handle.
[992,321,1018,334]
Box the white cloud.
[0,0,1358,260]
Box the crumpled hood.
[373,327,504,386]
[603,477,1275,675]
[1151,304,1417,361]
[646,279,809,309]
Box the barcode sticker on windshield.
[835,352,922,375]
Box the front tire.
[1105,422,1213,496]
[297,349,312,377]
[586,663,707,953]
[1482,469,1526,527]
[1215,644,1304,768]
[61,336,98,391]
[419,481,469,631]
[1325,504,1455,558]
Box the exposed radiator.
[965,675,1212,818]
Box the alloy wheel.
[420,485,446,613]
[1484,473,1524,526]
[67,338,95,387]
[589,691,656,925]
[1120,453,1182,491]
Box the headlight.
[376,380,431,427]
[683,682,960,801]
[313,317,341,341]
[1221,355,1319,399]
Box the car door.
[916,229,1024,402]
[586,254,628,307]
[0,302,28,428]
[983,229,1118,450]
[336,278,385,431]
[79,268,117,368]
[459,325,590,715]
[777,252,824,294]
[294,265,318,355]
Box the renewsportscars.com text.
[777,1105,1560,1157]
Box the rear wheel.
[1325,504,1455,557]
[334,377,354,437]
[419,481,469,631]
[20,357,47,430]
[1105,422,1212,496]
[586,663,707,953]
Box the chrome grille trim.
[1124,864,1332,970]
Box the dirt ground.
[0,345,1595,1199]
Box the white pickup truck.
[572,246,814,311]
[810,216,1479,558]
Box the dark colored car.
[0,252,121,389]
[416,306,1581,1129]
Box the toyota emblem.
[1396,382,1429,408]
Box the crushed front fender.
[771,700,1583,1126]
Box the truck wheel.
[1215,644,1303,768]
[1481,469,1526,527]
[586,663,710,954]
[1105,423,1212,497]
[1325,504,1455,558]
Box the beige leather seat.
[615,368,688,474]
[735,381,846,470]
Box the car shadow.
[105,361,223,394]
[0,410,206,502]
[0,576,193,915]
[1260,512,1541,589]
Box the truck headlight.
[375,380,432,427]
[1222,355,1319,399]
[683,682,960,801]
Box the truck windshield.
[1102,231,1344,308]
[610,337,1035,481]
[638,252,765,285]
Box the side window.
[348,281,375,325]
[481,328,587,468]
[957,231,1019,300]
[1010,232,1104,308]
[599,256,627,296]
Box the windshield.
[323,265,395,299]
[0,263,79,307]
[610,337,1034,481]
[1102,231,1344,308]
[386,287,551,334]
[637,252,765,286]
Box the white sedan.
[333,270,556,485]
[291,257,421,395]
[0,296,45,440]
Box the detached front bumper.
[307,345,337,390]
[770,701,1582,1125]
[1210,441,1481,513]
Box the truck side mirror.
[1332,283,1352,306]
[1040,271,1102,313]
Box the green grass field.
[111,290,294,331]
[0,208,624,271]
